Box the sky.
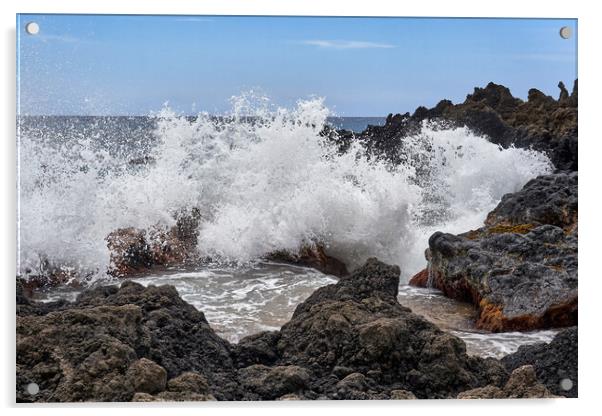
[17,15,577,116]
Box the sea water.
[19,95,555,358]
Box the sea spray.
[17,95,553,283]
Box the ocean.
[18,101,555,357]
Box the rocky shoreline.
[16,259,576,401]
[17,80,578,401]
[409,172,578,332]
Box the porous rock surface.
[327,81,577,171]
[501,327,577,398]
[412,172,577,332]
[17,258,511,402]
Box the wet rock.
[16,258,511,401]
[106,209,201,277]
[408,268,429,287]
[266,244,348,277]
[458,365,557,399]
[335,81,578,171]
[501,327,577,397]
[126,358,167,395]
[414,173,577,332]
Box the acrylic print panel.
[16,14,578,402]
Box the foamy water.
[31,263,557,358]
[17,96,552,280]
[18,96,556,358]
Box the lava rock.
[106,208,201,277]
[17,258,513,401]
[266,244,348,277]
[501,327,577,398]
[16,280,239,402]
[329,81,578,171]
[458,365,557,399]
[126,358,167,395]
[485,172,578,229]
[273,258,507,399]
[415,173,578,332]
[238,365,311,400]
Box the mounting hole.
[25,22,40,35]
[559,26,572,39]
[560,378,573,391]
[26,382,39,395]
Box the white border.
[2,1,601,415]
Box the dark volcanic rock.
[106,209,201,278]
[413,172,577,332]
[457,365,557,399]
[270,258,507,399]
[501,327,577,398]
[17,258,512,401]
[266,244,348,277]
[335,81,578,171]
[485,172,578,229]
[16,280,238,402]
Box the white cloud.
[301,39,395,49]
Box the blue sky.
[17,15,577,116]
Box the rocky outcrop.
[501,327,577,398]
[131,372,216,402]
[17,280,238,402]
[233,258,508,400]
[411,172,577,332]
[457,365,557,399]
[332,81,577,171]
[484,172,578,230]
[17,258,511,402]
[266,244,348,277]
[106,208,201,277]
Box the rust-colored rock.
[413,172,578,333]
[408,268,428,287]
[106,209,202,278]
[266,244,348,277]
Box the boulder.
[126,358,167,395]
[413,173,577,332]
[501,327,577,398]
[16,280,238,402]
[484,172,577,229]
[106,209,201,277]
[458,365,557,399]
[266,244,348,277]
[273,258,507,399]
[238,365,310,400]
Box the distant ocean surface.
[326,117,386,132]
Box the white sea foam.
[18,95,553,282]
